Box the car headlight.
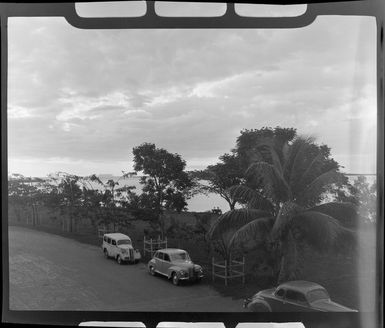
[180,270,188,276]
[121,249,127,254]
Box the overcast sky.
[8,8,377,177]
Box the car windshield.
[117,239,131,246]
[307,289,330,303]
[170,252,190,261]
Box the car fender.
[248,299,272,312]
[167,266,182,279]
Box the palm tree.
[208,136,357,283]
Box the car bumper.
[179,273,204,281]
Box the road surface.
[8,226,243,311]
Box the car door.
[106,237,112,256]
[154,251,164,274]
[162,253,172,275]
[110,238,118,258]
[269,287,287,311]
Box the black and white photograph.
[3,0,382,325]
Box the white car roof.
[104,233,131,240]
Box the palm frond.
[297,169,346,206]
[227,185,259,203]
[229,217,274,250]
[227,185,275,212]
[208,208,271,240]
[308,202,359,228]
[290,210,348,252]
[297,153,325,189]
[246,161,290,201]
[286,137,316,185]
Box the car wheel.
[249,302,271,312]
[149,266,156,276]
[117,255,123,265]
[104,249,109,259]
[172,272,180,286]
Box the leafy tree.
[52,172,84,232]
[86,173,138,230]
[335,175,376,224]
[209,135,357,283]
[8,174,44,225]
[132,143,193,237]
[192,153,244,210]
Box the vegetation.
[132,143,194,237]
[208,130,359,284]
[8,128,375,289]
[192,153,243,210]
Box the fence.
[143,236,168,258]
[212,255,245,286]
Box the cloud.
[7,15,377,176]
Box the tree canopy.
[209,133,357,283]
[132,143,193,236]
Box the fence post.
[150,238,153,257]
[225,260,228,286]
[212,257,215,282]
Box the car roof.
[277,281,325,293]
[156,248,187,254]
[104,233,131,240]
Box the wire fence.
[143,236,168,258]
[212,255,245,286]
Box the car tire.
[149,266,156,276]
[172,272,180,286]
[117,255,123,265]
[104,249,109,259]
[249,302,271,312]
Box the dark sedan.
[243,280,357,312]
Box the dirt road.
[8,226,242,311]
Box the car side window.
[112,239,116,246]
[164,254,170,262]
[275,288,285,298]
[285,290,307,304]
[107,238,111,244]
[156,252,163,259]
[103,236,107,242]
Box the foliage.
[191,153,244,210]
[132,143,193,237]
[335,175,376,223]
[8,174,44,225]
[209,132,357,283]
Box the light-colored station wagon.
[102,233,141,264]
[147,248,204,285]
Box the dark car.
[243,280,358,312]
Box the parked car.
[102,233,141,264]
[147,248,204,285]
[243,280,358,312]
